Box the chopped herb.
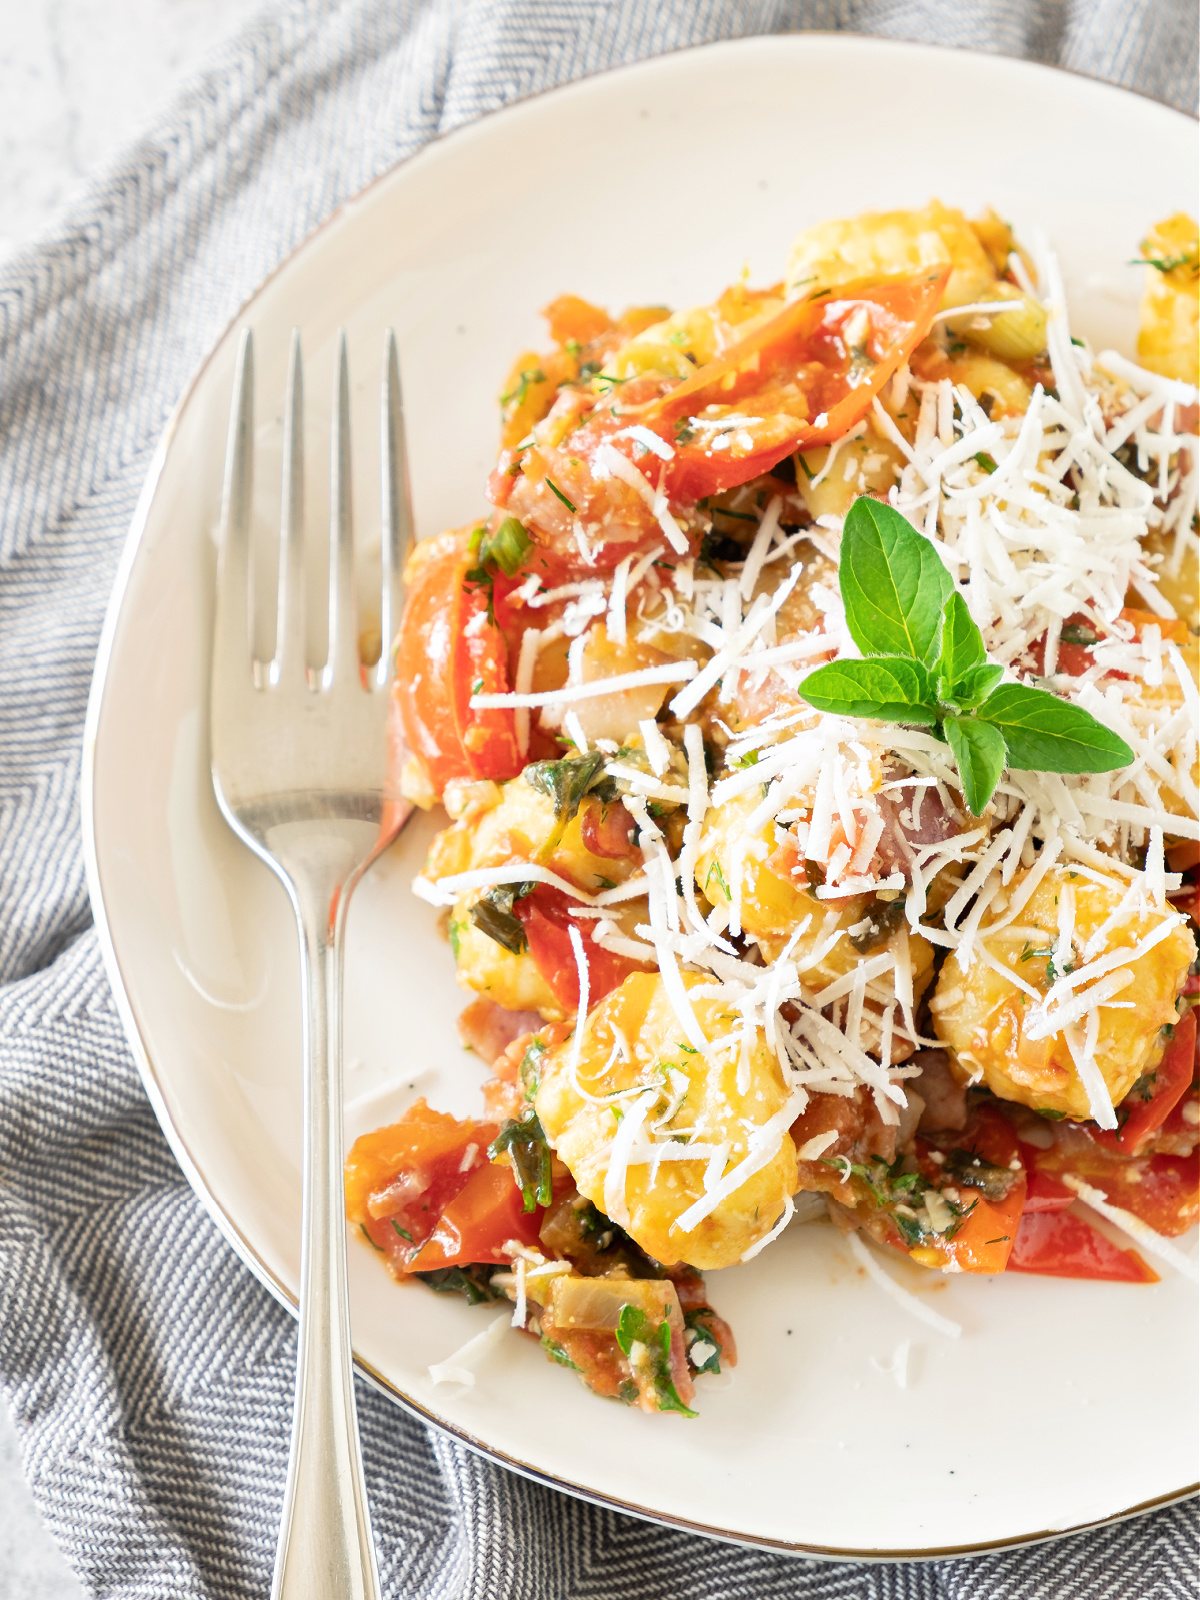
[415,1265,505,1305]
[520,1037,547,1101]
[544,476,577,513]
[819,1151,975,1242]
[525,750,607,827]
[464,517,533,621]
[1060,623,1099,646]
[359,1224,383,1252]
[1019,943,1054,963]
[541,1337,582,1371]
[499,367,545,410]
[390,1220,414,1243]
[973,451,998,474]
[848,894,907,954]
[683,1308,723,1375]
[595,875,617,890]
[1132,249,1199,275]
[614,1305,697,1417]
[705,859,731,900]
[489,1112,553,1211]
[711,506,758,523]
[943,1147,1018,1202]
[469,881,536,954]
[734,748,760,768]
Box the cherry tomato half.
[1090,1009,1196,1156]
[502,269,950,573]
[1006,1208,1158,1283]
[345,1099,499,1272]
[391,529,523,796]
[514,884,654,1012]
[645,267,951,501]
[1026,1138,1199,1238]
[408,1161,543,1270]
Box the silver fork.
[210,326,413,1600]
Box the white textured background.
[0,0,263,259]
[0,5,262,1591]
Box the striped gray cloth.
[0,2,1196,1595]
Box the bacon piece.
[872,782,968,879]
[908,1049,968,1132]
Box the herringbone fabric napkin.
[0,3,1196,1596]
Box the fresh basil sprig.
[799,498,1134,815]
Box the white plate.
[84,35,1199,1557]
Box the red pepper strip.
[1090,1009,1196,1155]
[1025,1141,1200,1237]
[514,884,653,1011]
[1007,1209,1158,1283]
[1022,1162,1076,1214]
[408,1162,543,1270]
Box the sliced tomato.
[345,1099,499,1273]
[643,268,950,502]
[503,270,948,572]
[514,883,654,1011]
[408,1161,543,1269]
[1090,1151,1200,1236]
[1029,607,1191,680]
[1007,1209,1158,1283]
[910,1106,1026,1274]
[391,529,522,796]
[1091,1010,1196,1155]
[1028,1139,1200,1237]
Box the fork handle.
[273,855,380,1600]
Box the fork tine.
[275,329,306,687]
[375,328,413,690]
[327,330,358,688]
[214,328,255,686]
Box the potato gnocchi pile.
[345,202,1200,1415]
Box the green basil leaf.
[937,590,987,683]
[949,661,1006,709]
[482,516,533,577]
[614,1305,697,1417]
[839,496,952,667]
[944,717,1007,816]
[489,1112,553,1211]
[468,897,528,954]
[798,656,940,724]
[524,750,607,822]
[975,684,1134,772]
